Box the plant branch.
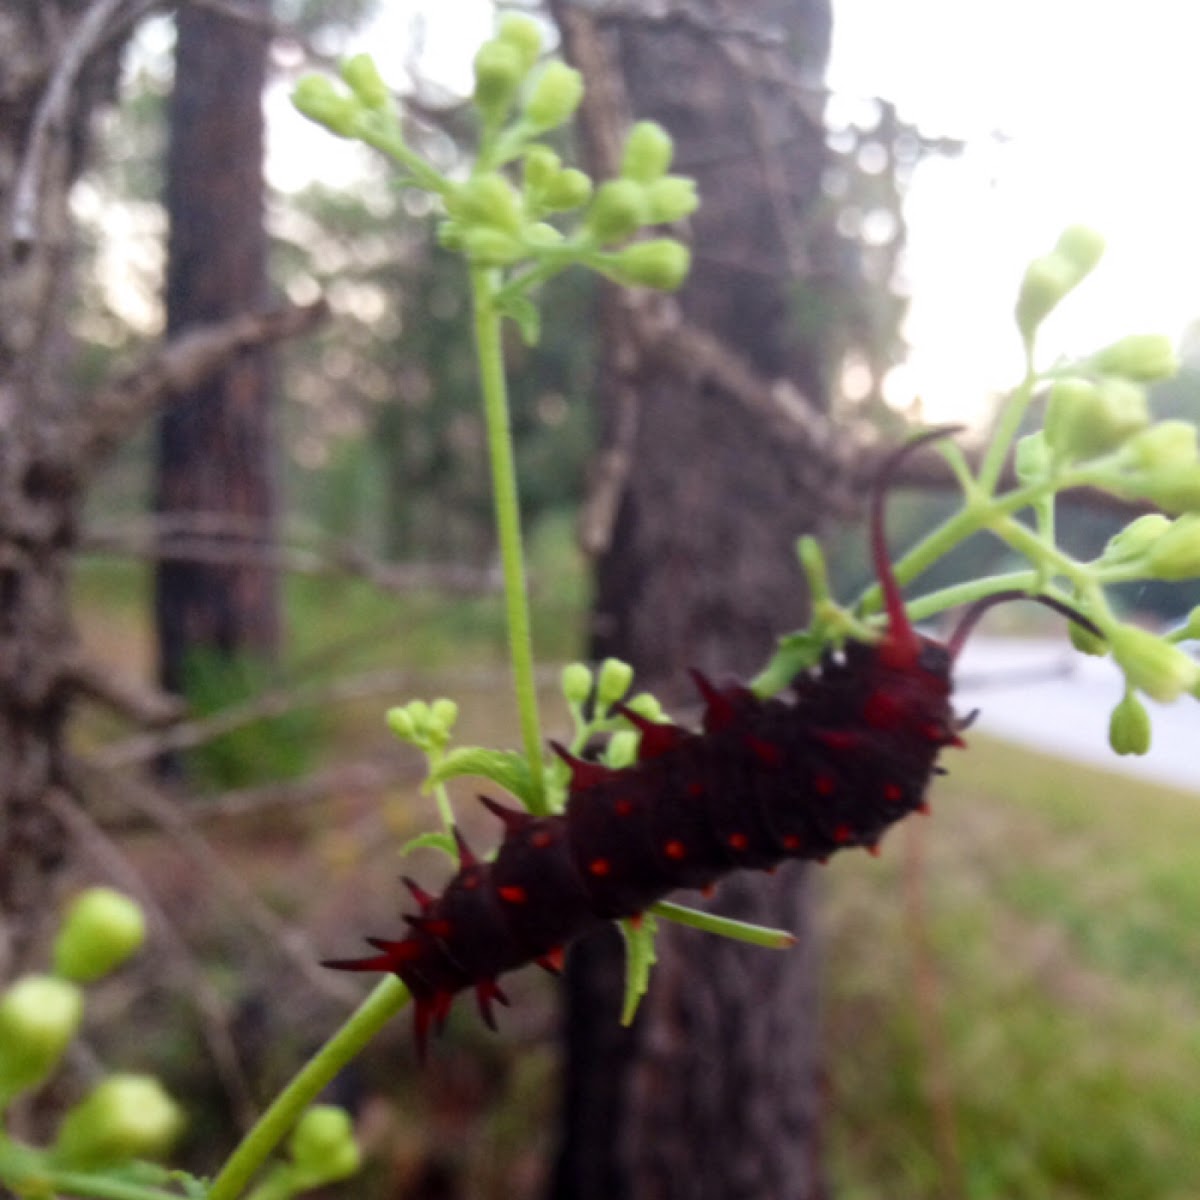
[206,979,409,1200]
[470,266,547,813]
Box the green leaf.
[619,912,659,1026]
[425,746,536,808]
[397,830,458,863]
[498,294,541,345]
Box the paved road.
[952,637,1200,794]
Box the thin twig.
[69,761,362,1006]
[63,649,185,727]
[10,0,160,250]
[82,516,500,596]
[79,301,327,470]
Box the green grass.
[824,734,1200,1200]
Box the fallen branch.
[80,300,327,471]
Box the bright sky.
[826,0,1200,419]
[269,1,1200,423]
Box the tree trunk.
[156,0,277,702]
[0,1,129,966]
[551,2,840,1196]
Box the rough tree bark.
[0,0,320,971]
[550,3,845,1197]
[156,0,278,700]
[0,0,141,965]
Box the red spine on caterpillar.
[324,429,1092,1056]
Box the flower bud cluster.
[387,698,459,752]
[293,55,397,142]
[1015,225,1105,342]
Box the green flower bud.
[523,145,562,196]
[586,180,649,244]
[542,167,593,212]
[525,222,564,248]
[605,730,639,769]
[1069,618,1108,658]
[386,706,416,741]
[1102,513,1171,564]
[339,54,389,109]
[1185,606,1200,640]
[1109,691,1151,756]
[292,76,359,137]
[561,663,594,706]
[1014,431,1050,483]
[621,121,674,183]
[497,13,543,74]
[430,698,459,733]
[1045,376,1148,460]
[437,221,464,252]
[1125,420,1198,470]
[289,1105,361,1184]
[1044,377,1099,457]
[644,175,700,223]
[606,239,692,290]
[0,976,83,1102]
[1124,464,1200,513]
[53,888,146,983]
[596,658,634,707]
[1145,513,1200,580]
[473,40,523,123]
[625,692,666,721]
[1015,253,1077,341]
[1090,334,1179,382]
[453,173,523,235]
[53,1075,184,1169]
[1110,624,1200,701]
[1053,225,1106,280]
[460,227,524,267]
[523,62,584,132]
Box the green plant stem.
[977,352,1037,495]
[650,901,795,948]
[207,978,409,1200]
[470,264,547,814]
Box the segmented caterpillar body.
[326,433,977,1055]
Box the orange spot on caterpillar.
[614,797,634,816]
[814,772,836,796]
[537,946,565,974]
[728,832,749,851]
[863,690,903,730]
[406,916,453,940]
[883,782,904,802]
[782,834,802,851]
[817,729,858,753]
[664,840,686,860]
[531,830,554,849]
[744,734,783,767]
[687,780,705,798]
[866,842,881,857]
[701,882,717,898]
[497,885,527,904]
[833,824,853,844]
[588,858,611,877]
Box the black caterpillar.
[326,431,1084,1053]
